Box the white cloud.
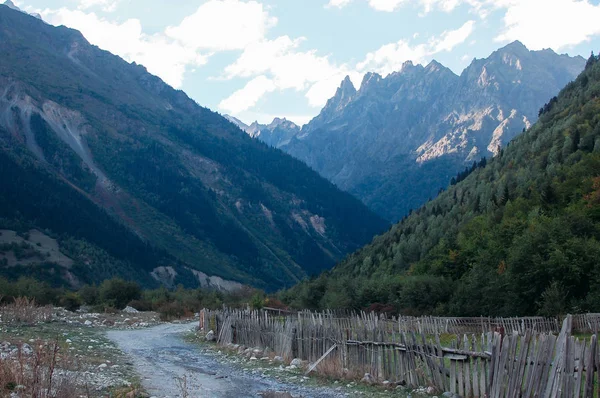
[494,0,600,50]
[77,0,121,13]
[219,75,276,114]
[165,0,277,51]
[368,0,405,12]
[305,70,362,107]
[39,0,280,89]
[41,8,210,88]
[224,36,302,79]
[421,0,462,13]
[327,0,478,13]
[433,20,475,52]
[357,40,429,74]
[326,0,353,8]
[358,20,475,74]
[221,35,358,112]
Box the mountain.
[2,0,41,19]
[0,5,387,290]
[281,55,600,316]
[269,42,585,221]
[224,114,250,131]
[225,115,301,148]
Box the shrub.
[0,340,79,397]
[250,293,264,310]
[157,302,188,321]
[78,284,99,306]
[0,297,53,325]
[126,299,153,312]
[59,292,81,312]
[99,278,141,310]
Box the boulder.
[442,393,460,398]
[290,358,303,367]
[361,373,376,385]
[205,330,215,341]
[123,306,139,313]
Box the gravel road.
[106,322,348,398]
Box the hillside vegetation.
[0,6,387,290]
[282,55,600,316]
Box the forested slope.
[282,55,600,316]
[0,5,387,290]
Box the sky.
[11,0,600,125]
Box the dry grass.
[0,340,80,397]
[314,355,345,379]
[175,375,189,398]
[109,385,145,398]
[0,297,53,325]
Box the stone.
[361,373,375,385]
[427,386,436,394]
[97,363,107,369]
[290,358,303,367]
[205,330,215,341]
[273,356,284,363]
[84,320,93,326]
[20,344,33,355]
[123,306,139,313]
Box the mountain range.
[0,4,387,290]
[282,54,600,316]
[225,115,302,149]
[233,42,585,221]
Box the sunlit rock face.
[262,41,585,221]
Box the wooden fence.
[200,309,600,397]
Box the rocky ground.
[0,306,164,396]
[108,322,417,398]
[1,308,453,397]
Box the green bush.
[126,299,153,312]
[60,292,82,312]
[98,278,141,310]
[78,284,99,305]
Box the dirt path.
[106,322,347,398]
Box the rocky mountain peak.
[425,60,448,73]
[321,75,357,114]
[271,42,585,222]
[2,0,43,20]
[500,40,528,54]
[360,72,384,93]
[339,75,356,96]
[268,117,300,131]
[3,0,19,10]
[401,60,415,71]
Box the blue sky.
[13,0,600,125]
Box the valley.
[1,0,600,396]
